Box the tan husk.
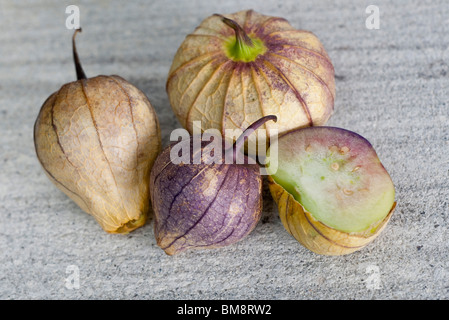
[34,75,161,233]
[166,10,335,146]
[268,176,396,255]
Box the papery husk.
[166,10,335,147]
[34,75,161,233]
[268,176,396,255]
[150,116,277,255]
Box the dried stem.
[214,14,254,47]
[232,115,277,163]
[72,28,87,80]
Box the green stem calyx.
[215,14,267,62]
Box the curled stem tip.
[214,14,254,47]
[232,115,277,161]
[72,28,87,80]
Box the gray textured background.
[1,0,448,300]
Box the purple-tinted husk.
[150,138,263,255]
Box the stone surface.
[0,0,448,299]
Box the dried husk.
[268,176,396,255]
[166,10,335,146]
[34,75,161,233]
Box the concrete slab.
[0,0,448,299]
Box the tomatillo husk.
[34,30,161,233]
[166,10,335,148]
[150,116,277,255]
